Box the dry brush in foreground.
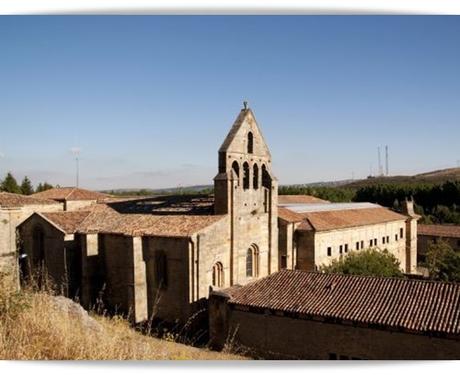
[0,272,243,360]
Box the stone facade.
[75,106,279,324]
[278,200,419,274]
[210,303,460,360]
[18,213,79,294]
[0,201,63,283]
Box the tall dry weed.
[0,269,243,360]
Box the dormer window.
[247,132,254,154]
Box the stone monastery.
[1,105,459,359]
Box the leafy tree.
[320,249,404,278]
[35,182,54,193]
[425,240,460,282]
[20,176,34,195]
[0,172,21,194]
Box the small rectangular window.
[400,228,404,239]
[361,241,364,249]
[370,240,373,247]
[345,244,348,253]
[339,245,343,255]
[374,238,378,246]
[382,237,386,244]
[327,247,332,257]
[356,242,359,250]
[395,234,398,241]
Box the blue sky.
[0,16,459,190]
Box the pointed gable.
[219,108,271,158]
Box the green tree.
[0,172,21,194]
[35,182,54,193]
[20,176,34,195]
[425,240,460,282]
[320,249,403,278]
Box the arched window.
[243,162,250,190]
[231,161,240,185]
[212,262,224,288]
[155,251,168,289]
[246,244,259,278]
[247,132,254,154]
[246,249,253,277]
[32,226,45,268]
[262,164,271,189]
[253,164,259,190]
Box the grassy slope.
[0,288,243,360]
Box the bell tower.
[214,103,278,284]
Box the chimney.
[401,198,415,217]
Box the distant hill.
[100,168,460,196]
[102,185,213,196]
[343,168,460,189]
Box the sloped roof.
[278,207,306,223]
[77,205,224,238]
[223,270,460,337]
[304,207,407,231]
[278,206,407,231]
[418,224,460,239]
[0,192,58,208]
[41,211,91,234]
[278,195,329,205]
[32,187,109,201]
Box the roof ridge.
[283,269,460,287]
[65,187,77,200]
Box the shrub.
[320,249,404,278]
[425,240,460,282]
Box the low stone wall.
[209,293,460,360]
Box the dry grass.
[0,272,244,360]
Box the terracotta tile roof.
[278,195,329,204]
[32,187,109,202]
[223,270,460,337]
[0,192,57,208]
[278,207,305,223]
[278,206,408,231]
[41,211,91,234]
[418,224,460,239]
[305,207,408,231]
[78,208,224,237]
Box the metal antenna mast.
[378,147,382,176]
[70,147,81,187]
[385,145,389,176]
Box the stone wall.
[18,214,65,288]
[313,220,409,271]
[64,200,97,211]
[209,298,460,360]
[98,234,147,323]
[142,236,190,323]
[0,203,63,283]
